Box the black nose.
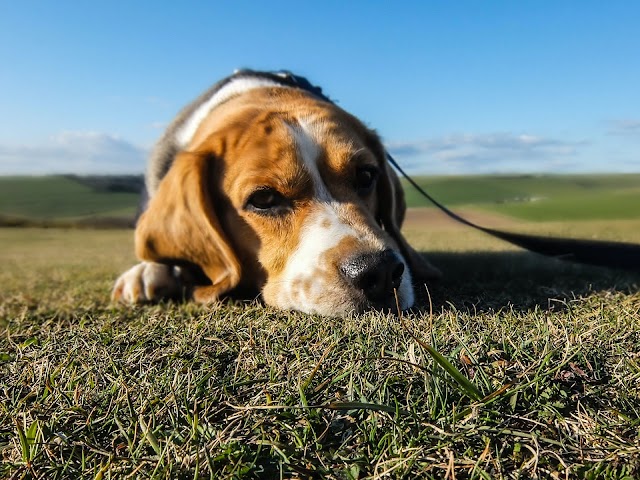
[341,249,405,303]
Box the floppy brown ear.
[378,156,442,281]
[135,151,241,303]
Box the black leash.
[386,153,640,272]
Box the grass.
[1,219,639,479]
[401,173,640,221]
[0,176,139,221]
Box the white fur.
[272,118,415,314]
[289,119,331,200]
[175,77,288,147]
[278,204,358,312]
[112,262,183,303]
[275,201,415,314]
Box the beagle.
[113,70,439,316]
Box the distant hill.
[64,174,144,193]
[401,173,640,221]
[0,175,143,228]
[0,173,638,227]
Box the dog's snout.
[341,249,404,302]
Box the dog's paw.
[111,262,184,304]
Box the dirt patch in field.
[402,207,520,230]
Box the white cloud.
[386,132,589,174]
[608,119,640,137]
[0,132,147,175]
[0,129,630,176]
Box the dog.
[112,70,440,315]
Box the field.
[1,174,639,226]
[401,174,640,222]
[1,205,640,478]
[0,176,140,227]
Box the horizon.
[1,1,639,175]
[3,171,639,180]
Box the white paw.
[112,262,184,303]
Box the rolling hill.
[0,173,638,226]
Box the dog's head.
[135,87,439,315]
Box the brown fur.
[118,86,439,311]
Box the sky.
[1,1,639,175]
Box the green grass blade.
[14,418,29,464]
[400,315,483,402]
[139,415,162,456]
[25,420,39,461]
[418,339,483,401]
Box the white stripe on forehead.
[288,118,332,201]
[175,77,290,147]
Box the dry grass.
[1,220,639,479]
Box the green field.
[1,174,638,225]
[402,174,640,221]
[1,219,639,478]
[0,176,139,225]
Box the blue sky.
[1,1,639,175]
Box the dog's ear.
[377,151,442,281]
[135,151,241,302]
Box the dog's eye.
[245,188,290,215]
[355,166,379,195]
